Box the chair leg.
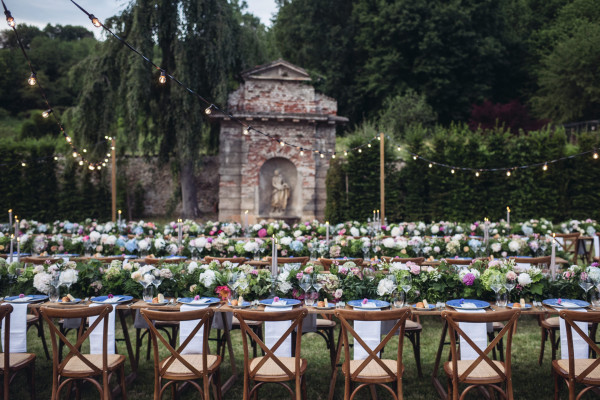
[120,364,128,400]
[29,359,36,400]
[301,374,307,400]
[550,329,557,361]
[498,336,504,363]
[539,327,547,365]
[369,384,378,399]
[328,328,336,371]
[37,319,51,360]
[214,369,223,400]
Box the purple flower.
[296,272,304,280]
[462,273,475,286]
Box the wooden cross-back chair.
[553,310,600,400]
[335,308,411,400]
[318,258,363,271]
[441,309,520,400]
[0,304,36,400]
[39,304,127,400]
[265,257,310,267]
[140,307,222,400]
[204,256,248,265]
[234,308,308,400]
[555,232,581,264]
[381,256,425,265]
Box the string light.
[367,143,371,148]
[451,169,455,174]
[89,14,101,27]
[280,141,285,147]
[332,153,336,159]
[344,151,348,157]
[88,165,94,170]
[543,163,548,171]
[506,170,511,177]
[78,160,84,165]
[5,10,15,27]
[21,162,26,167]
[475,171,480,177]
[66,136,72,143]
[243,127,250,136]
[72,152,78,158]
[413,155,418,160]
[204,105,213,115]
[27,72,36,86]
[300,149,304,156]
[42,109,52,118]
[159,70,167,84]
[82,149,87,153]
[397,146,401,151]
[358,149,362,153]
[594,150,598,160]
[320,153,324,158]
[429,163,433,168]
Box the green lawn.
[7,314,598,399]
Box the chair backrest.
[442,258,474,266]
[0,304,13,375]
[40,305,113,376]
[204,256,248,265]
[559,310,600,382]
[234,308,308,380]
[22,257,61,265]
[442,309,520,384]
[381,256,425,265]
[140,307,214,378]
[319,258,363,271]
[555,233,581,263]
[265,257,309,266]
[335,308,411,381]
[511,256,551,268]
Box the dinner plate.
[412,304,436,311]
[58,298,82,304]
[4,294,48,303]
[178,297,221,306]
[542,298,590,309]
[144,300,169,306]
[260,298,301,307]
[315,304,335,310]
[446,299,490,309]
[228,301,251,308]
[347,299,390,309]
[507,303,532,309]
[91,295,134,304]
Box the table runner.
[559,306,588,360]
[89,303,116,354]
[456,308,487,360]
[179,304,208,354]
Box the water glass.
[143,285,154,302]
[393,291,405,308]
[497,292,508,307]
[49,284,60,302]
[304,291,315,306]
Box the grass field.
[6,313,596,399]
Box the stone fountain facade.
[213,59,347,224]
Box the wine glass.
[141,273,155,302]
[362,243,370,260]
[152,270,163,292]
[299,275,312,294]
[312,279,323,301]
[49,271,61,302]
[400,275,412,295]
[228,271,239,300]
[580,273,594,302]
[504,275,516,303]
[490,275,504,306]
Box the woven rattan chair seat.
[249,356,307,379]
[553,359,600,382]
[444,360,505,382]
[343,359,401,381]
[405,320,421,330]
[542,317,560,328]
[232,317,262,326]
[158,354,220,378]
[316,319,336,328]
[63,354,125,375]
[26,314,38,323]
[492,321,504,331]
[0,353,36,369]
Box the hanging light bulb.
[475,171,480,177]
[104,158,109,163]
[358,148,362,153]
[78,160,84,165]
[102,162,106,167]
[377,135,381,141]
[204,105,213,115]
[367,143,371,148]
[344,151,348,157]
[42,109,52,118]
[413,155,418,160]
[397,146,401,151]
[72,152,78,158]
[506,170,511,177]
[21,162,26,167]
[451,169,455,174]
[543,163,548,171]
[27,72,37,86]
[88,165,94,170]
[428,163,433,168]
[53,156,58,161]
[243,127,250,135]
[89,14,101,28]
[594,150,599,160]
[320,153,324,158]
[82,149,87,153]
[65,136,72,143]
[280,141,285,147]
[159,70,167,84]
[5,11,15,28]
[96,165,102,170]
[300,149,304,156]
[332,153,336,159]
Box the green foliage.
[377,89,437,137]
[327,124,600,222]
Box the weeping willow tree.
[66,0,269,217]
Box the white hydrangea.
[381,238,396,248]
[517,273,532,286]
[430,225,439,234]
[59,269,78,285]
[243,241,259,253]
[154,238,166,250]
[137,239,149,251]
[33,272,52,294]
[377,278,396,296]
[187,261,200,274]
[293,230,303,238]
[280,237,292,246]
[390,227,401,237]
[199,269,217,287]
[491,243,502,253]
[89,231,101,243]
[350,227,360,237]
[508,240,520,252]
[389,262,409,273]
[277,281,293,293]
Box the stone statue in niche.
[270,169,290,214]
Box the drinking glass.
[393,291,405,308]
[400,275,412,294]
[490,275,505,306]
[152,270,163,291]
[497,292,508,307]
[141,273,154,302]
[304,290,316,306]
[299,276,312,294]
[580,274,594,302]
[362,244,370,260]
[49,272,61,302]
[504,276,516,303]
[312,280,323,300]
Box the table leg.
[328,328,344,400]
[110,309,137,397]
[219,311,238,394]
[431,320,448,399]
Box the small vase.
[143,285,154,302]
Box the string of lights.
[1,0,113,170]
[68,0,376,158]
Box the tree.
[67,0,270,218]
[377,89,437,137]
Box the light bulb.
[42,109,52,118]
[475,171,480,177]
[102,162,106,167]
[88,165,94,170]
[96,165,101,170]
[280,141,285,147]
[506,170,511,177]
[451,169,455,174]
[205,106,212,115]
[21,162,26,167]
[243,127,249,135]
[543,163,548,171]
[320,153,324,158]
[368,143,371,148]
[72,152,78,158]
[429,163,432,168]
[90,15,101,28]
[397,146,401,151]
[53,156,58,160]
[344,151,348,156]
[594,152,599,160]
[66,136,72,143]
[377,135,381,141]
[332,153,336,159]
[300,149,304,156]
[78,160,84,165]
[5,12,15,28]
[28,72,36,86]
[104,158,108,163]
[358,149,362,153]
[159,71,167,84]
[413,155,417,160]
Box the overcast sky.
[8,0,278,37]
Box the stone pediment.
[241,59,311,82]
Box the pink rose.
[258,229,267,238]
[362,298,368,305]
[194,295,200,300]
[304,266,314,274]
[251,269,258,275]
[296,272,304,280]
[274,297,280,302]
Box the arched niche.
[259,158,298,217]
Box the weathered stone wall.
[117,156,219,218]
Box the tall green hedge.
[326,125,600,222]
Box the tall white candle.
[8,209,12,235]
[16,236,20,261]
[506,207,510,226]
[550,233,556,280]
[9,234,13,263]
[243,210,249,237]
[326,221,329,246]
[177,219,183,245]
[271,236,278,277]
[118,209,122,230]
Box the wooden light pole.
[111,138,117,222]
[380,132,385,224]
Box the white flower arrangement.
[33,272,52,294]
[517,273,532,286]
[377,278,396,296]
[199,269,217,287]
